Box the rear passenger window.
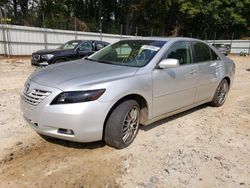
[164,41,192,65]
[210,49,220,61]
[193,42,211,63]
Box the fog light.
[58,128,74,135]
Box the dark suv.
[31,40,109,66]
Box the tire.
[54,59,66,64]
[104,100,140,149]
[210,79,229,107]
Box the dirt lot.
[0,55,249,188]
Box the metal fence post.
[0,9,8,56]
[120,24,123,39]
[248,42,250,55]
[6,23,12,56]
[43,13,47,49]
[230,32,234,53]
[213,32,216,45]
[75,17,77,40]
[3,6,10,57]
[99,16,103,41]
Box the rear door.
[192,41,222,102]
[152,41,198,117]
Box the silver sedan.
[20,37,235,148]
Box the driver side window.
[78,42,92,52]
[163,41,192,65]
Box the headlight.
[51,89,106,105]
[41,54,54,60]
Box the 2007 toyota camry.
[20,37,235,149]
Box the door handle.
[189,70,197,75]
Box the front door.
[152,41,198,117]
[76,42,93,59]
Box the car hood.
[33,48,71,55]
[29,59,139,91]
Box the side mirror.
[158,59,179,69]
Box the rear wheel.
[210,79,229,107]
[104,100,140,149]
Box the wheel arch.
[52,57,69,64]
[102,94,149,139]
[224,76,231,87]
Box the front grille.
[22,89,51,105]
[33,54,40,61]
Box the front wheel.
[54,59,66,64]
[104,100,140,149]
[210,79,229,107]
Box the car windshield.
[58,41,80,50]
[87,40,166,67]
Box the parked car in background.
[21,37,235,149]
[212,43,231,56]
[31,40,109,66]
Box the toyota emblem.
[25,83,30,92]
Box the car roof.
[67,40,109,44]
[122,37,203,42]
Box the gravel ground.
[0,55,249,188]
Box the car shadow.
[39,134,106,149]
[140,104,208,132]
[40,104,208,149]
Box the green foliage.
[0,0,249,39]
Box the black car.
[31,40,109,66]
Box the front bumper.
[20,80,113,142]
[31,59,49,66]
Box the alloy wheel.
[122,106,140,144]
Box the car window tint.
[193,42,211,63]
[164,41,192,65]
[78,42,92,52]
[210,48,220,61]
